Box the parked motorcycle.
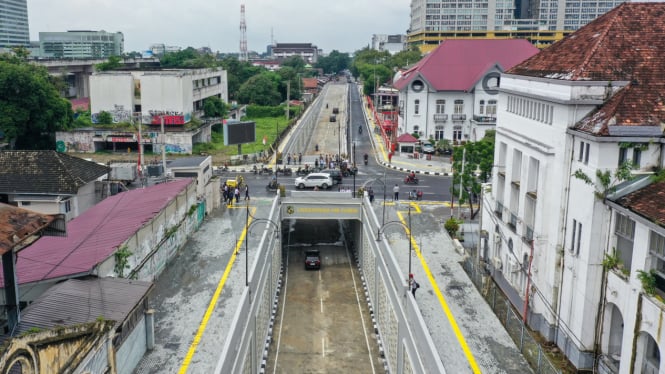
[408,189,424,200]
[266,180,280,192]
[259,166,273,175]
[296,167,309,176]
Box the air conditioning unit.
[492,256,502,270]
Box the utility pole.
[161,116,167,179]
[458,147,466,219]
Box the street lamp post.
[353,142,356,197]
[376,205,413,290]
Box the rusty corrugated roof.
[507,3,665,136]
[12,277,152,335]
[0,204,55,255]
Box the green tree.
[276,66,302,101]
[450,131,496,219]
[390,48,422,69]
[315,50,351,74]
[237,73,281,106]
[219,56,266,101]
[0,54,73,149]
[202,96,228,118]
[96,55,122,71]
[573,161,633,200]
[281,55,306,71]
[160,47,201,68]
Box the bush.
[246,104,285,118]
[444,217,460,237]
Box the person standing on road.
[298,152,302,164]
[410,276,420,298]
[244,185,250,201]
[393,184,399,201]
[368,187,375,203]
[234,187,240,203]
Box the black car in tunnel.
[304,250,321,270]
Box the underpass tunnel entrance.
[283,218,362,269]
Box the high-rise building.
[408,0,625,52]
[39,30,124,58]
[0,0,30,49]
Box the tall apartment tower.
[408,0,624,52]
[0,0,30,49]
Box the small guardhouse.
[396,133,419,156]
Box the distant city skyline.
[27,0,410,54]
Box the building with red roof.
[480,3,665,372]
[0,178,199,306]
[393,39,538,144]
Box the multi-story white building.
[370,34,406,55]
[0,0,29,49]
[392,39,538,143]
[408,0,625,53]
[271,43,318,63]
[39,30,124,59]
[89,68,228,126]
[480,3,665,372]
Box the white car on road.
[294,173,333,190]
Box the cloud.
[28,0,410,53]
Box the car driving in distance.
[304,249,321,270]
[294,173,333,190]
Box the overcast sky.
[28,0,410,54]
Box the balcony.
[451,114,467,121]
[472,115,496,124]
[433,113,448,123]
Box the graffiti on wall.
[148,110,192,126]
[55,132,96,153]
[92,104,132,124]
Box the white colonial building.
[89,68,228,125]
[392,39,538,143]
[480,3,665,373]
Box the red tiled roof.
[396,133,419,143]
[393,39,539,91]
[302,77,318,89]
[615,180,665,228]
[1,178,193,287]
[508,3,665,136]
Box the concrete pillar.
[146,309,155,350]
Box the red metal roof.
[393,39,539,92]
[396,133,419,143]
[1,178,193,287]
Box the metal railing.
[472,115,496,123]
[462,259,562,374]
[451,114,467,121]
[433,113,448,122]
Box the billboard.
[223,121,256,146]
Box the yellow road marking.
[179,207,256,373]
[396,211,481,374]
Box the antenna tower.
[239,4,248,61]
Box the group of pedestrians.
[286,152,303,165]
[221,183,250,206]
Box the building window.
[570,219,582,254]
[453,127,462,141]
[487,100,497,116]
[578,141,590,164]
[633,148,642,168]
[454,99,464,114]
[414,99,420,115]
[479,100,485,115]
[649,231,665,293]
[435,126,444,140]
[618,147,628,166]
[615,212,635,272]
[436,99,445,113]
[64,200,71,213]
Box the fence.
[462,259,564,374]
